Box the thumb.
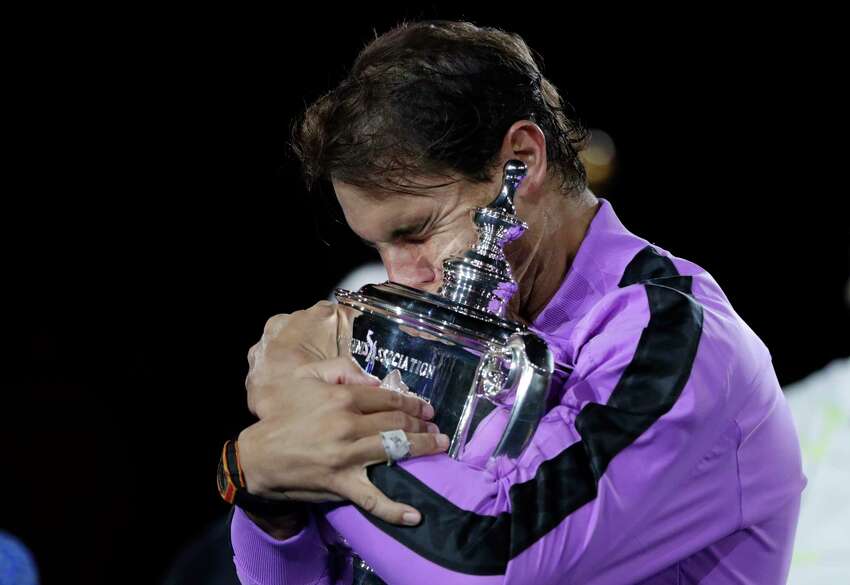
[295,356,381,387]
[340,472,422,527]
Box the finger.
[337,472,423,526]
[278,490,344,504]
[350,411,439,437]
[347,432,450,465]
[295,356,382,387]
[348,386,435,420]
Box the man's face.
[333,177,499,294]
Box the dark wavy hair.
[291,20,589,196]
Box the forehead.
[332,179,457,240]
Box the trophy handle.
[448,333,554,460]
[491,333,554,459]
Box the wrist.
[236,427,271,497]
[217,436,302,518]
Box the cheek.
[426,229,478,268]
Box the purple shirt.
[231,198,805,584]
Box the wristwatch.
[217,438,300,517]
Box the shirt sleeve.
[230,505,336,585]
[315,276,757,584]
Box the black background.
[3,6,847,584]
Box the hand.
[246,300,355,419]
[237,356,449,526]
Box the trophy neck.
[438,160,528,317]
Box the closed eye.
[356,216,433,249]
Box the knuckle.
[332,446,353,468]
[391,411,408,430]
[426,434,440,451]
[385,391,403,410]
[410,418,426,433]
[251,397,267,418]
[406,416,422,433]
[246,395,258,416]
[333,417,355,439]
[317,385,338,403]
[311,300,335,315]
[360,493,378,512]
[413,434,435,454]
[263,314,288,336]
[408,397,425,416]
[326,449,346,470]
[332,391,355,411]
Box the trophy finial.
[438,159,529,317]
[488,159,526,215]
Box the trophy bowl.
[336,281,573,459]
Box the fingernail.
[427,422,440,434]
[422,403,435,419]
[402,511,421,525]
[436,434,450,449]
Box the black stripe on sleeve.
[359,245,705,575]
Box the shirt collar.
[531,197,650,333]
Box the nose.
[380,244,438,291]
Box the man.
[225,20,805,584]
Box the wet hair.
[291,20,589,196]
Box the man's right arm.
[230,317,445,584]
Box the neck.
[508,188,600,325]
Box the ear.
[496,120,549,202]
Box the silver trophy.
[335,160,573,462]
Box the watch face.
[217,459,234,503]
[217,460,227,494]
[217,460,225,490]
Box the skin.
[237,120,601,538]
